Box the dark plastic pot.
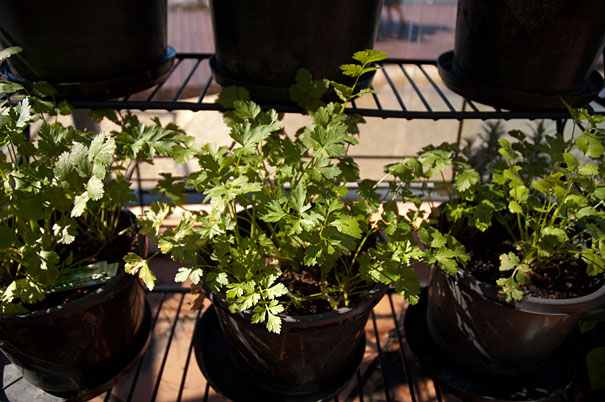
[209,0,384,103]
[0,0,171,99]
[0,272,149,399]
[445,0,605,109]
[206,282,387,397]
[426,265,605,377]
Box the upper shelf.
[55,53,605,120]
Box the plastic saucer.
[1,47,176,100]
[437,50,604,110]
[193,305,365,402]
[403,288,576,402]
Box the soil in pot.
[425,223,605,378]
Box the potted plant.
[0,48,194,399]
[387,107,605,378]
[438,0,605,109]
[0,0,173,99]
[138,50,429,398]
[209,0,385,103]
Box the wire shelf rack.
[67,53,605,121]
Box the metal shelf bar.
[173,58,202,101]
[399,64,432,112]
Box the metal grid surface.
[68,53,605,120]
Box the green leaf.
[331,216,362,239]
[577,133,604,159]
[266,312,282,334]
[541,226,568,245]
[508,200,523,214]
[499,252,520,271]
[32,81,57,98]
[339,63,364,78]
[563,153,579,170]
[266,283,288,299]
[260,200,287,223]
[498,139,518,161]
[0,46,22,61]
[175,267,192,282]
[124,253,156,290]
[88,133,115,167]
[217,86,250,109]
[86,176,104,201]
[579,163,599,176]
[71,192,90,217]
[52,219,77,244]
[0,82,24,94]
[586,347,605,389]
[352,49,388,65]
[497,276,524,302]
[455,168,480,192]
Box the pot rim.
[0,271,136,320]
[436,265,605,315]
[206,281,388,326]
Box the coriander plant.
[0,49,194,313]
[140,50,426,333]
[387,107,605,302]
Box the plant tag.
[48,261,119,293]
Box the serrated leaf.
[331,216,362,238]
[577,133,604,159]
[508,200,523,214]
[340,63,364,78]
[260,199,287,223]
[124,252,156,290]
[541,226,568,244]
[266,283,288,299]
[175,267,192,282]
[352,49,388,65]
[86,176,104,201]
[499,252,520,271]
[579,163,598,176]
[0,46,22,61]
[455,168,480,192]
[52,220,77,244]
[266,311,283,334]
[217,86,250,109]
[0,82,24,94]
[71,192,89,217]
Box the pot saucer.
[0,300,153,402]
[193,305,365,402]
[437,50,604,110]
[0,47,176,100]
[403,289,576,402]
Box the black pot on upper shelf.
[0,0,174,99]
[209,0,384,104]
[438,0,605,110]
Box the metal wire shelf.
[68,53,605,121]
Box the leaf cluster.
[387,107,605,302]
[142,50,426,333]
[0,63,195,312]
